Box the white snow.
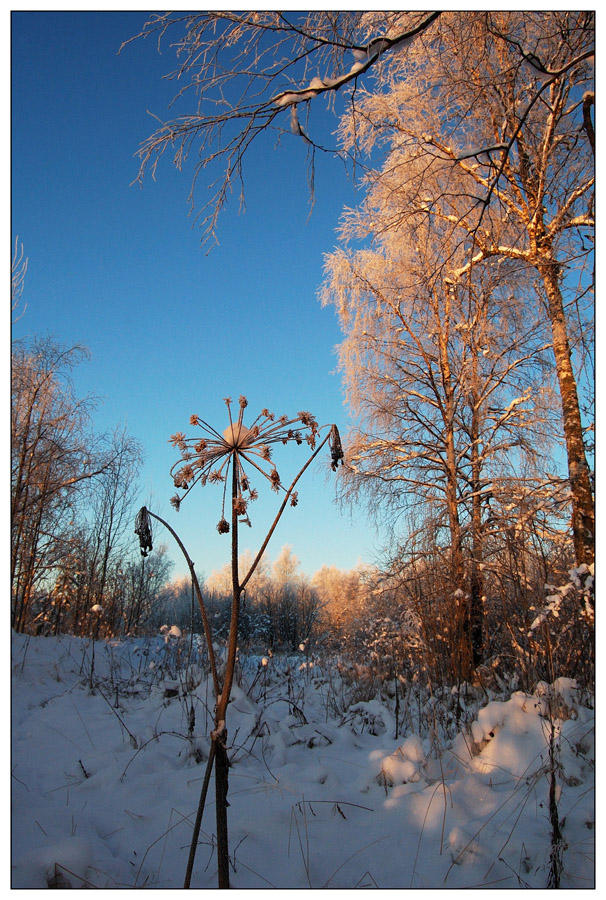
[273,89,318,108]
[160,623,182,640]
[521,55,553,83]
[290,104,301,135]
[274,92,300,108]
[348,61,366,76]
[11,631,595,889]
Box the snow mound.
[13,837,95,889]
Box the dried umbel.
[329,424,344,471]
[169,396,320,526]
[134,506,153,557]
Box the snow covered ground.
[11,630,594,890]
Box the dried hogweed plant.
[135,396,343,889]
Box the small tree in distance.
[135,396,343,889]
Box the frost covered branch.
[123,11,441,247]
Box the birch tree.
[321,201,556,673]
[335,11,594,565]
[311,564,368,647]
[12,340,97,631]
[124,10,441,246]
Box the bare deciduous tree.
[84,427,143,614]
[11,338,133,632]
[12,237,28,323]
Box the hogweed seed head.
[167,399,338,528]
[169,432,187,451]
[180,465,194,483]
[233,495,248,516]
[223,423,252,448]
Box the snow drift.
[11,631,594,889]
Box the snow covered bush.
[532,564,594,633]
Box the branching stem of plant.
[241,431,331,593]
[214,430,332,887]
[143,509,220,696]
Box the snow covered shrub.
[521,566,595,687]
[532,564,594,633]
[372,733,426,789]
[363,608,423,680]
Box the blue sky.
[11,10,382,581]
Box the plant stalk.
[241,432,331,593]
[183,741,216,888]
[214,455,240,888]
[144,509,220,696]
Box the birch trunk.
[537,256,594,567]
